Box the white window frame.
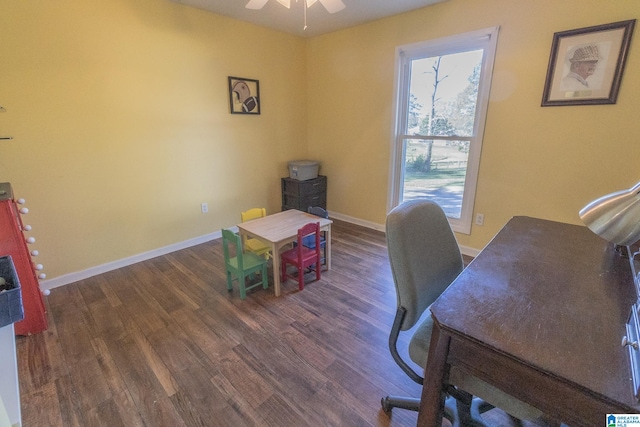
[388,26,500,234]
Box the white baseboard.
[41,211,481,291]
[328,210,480,257]
[460,245,480,258]
[40,230,225,291]
[327,211,386,232]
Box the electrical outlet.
[201,203,208,214]
[475,213,484,226]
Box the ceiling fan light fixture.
[245,0,269,9]
[318,0,345,13]
[247,0,344,13]
[245,0,345,30]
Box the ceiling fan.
[246,0,346,14]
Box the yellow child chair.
[240,208,271,259]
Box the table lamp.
[581,181,640,400]
[579,181,640,246]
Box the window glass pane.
[390,27,499,234]
[407,50,483,138]
[402,138,469,218]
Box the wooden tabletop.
[430,216,640,417]
[237,209,332,244]
[237,209,333,297]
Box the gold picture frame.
[541,20,635,106]
[228,76,260,115]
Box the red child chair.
[280,222,321,290]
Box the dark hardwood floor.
[16,220,551,427]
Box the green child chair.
[222,228,269,299]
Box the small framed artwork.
[541,20,635,106]
[228,76,260,114]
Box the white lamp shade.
[579,181,640,246]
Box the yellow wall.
[0,0,307,280]
[307,0,640,249]
[2,0,640,284]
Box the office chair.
[281,222,321,290]
[240,208,271,259]
[303,206,328,267]
[381,200,542,426]
[222,229,269,299]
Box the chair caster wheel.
[381,396,392,413]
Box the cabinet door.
[0,199,48,335]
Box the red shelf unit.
[0,182,48,335]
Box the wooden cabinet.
[0,182,47,336]
[281,175,327,211]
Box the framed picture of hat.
[541,20,635,106]
[228,76,260,114]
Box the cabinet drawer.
[282,193,326,210]
[282,176,327,196]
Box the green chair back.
[222,229,269,299]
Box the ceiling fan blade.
[246,0,269,10]
[318,0,345,13]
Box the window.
[388,27,500,234]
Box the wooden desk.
[419,216,640,426]
[237,209,332,297]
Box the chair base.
[381,395,420,412]
[381,395,491,427]
[226,270,269,299]
[281,259,321,290]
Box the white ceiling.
[168,0,447,38]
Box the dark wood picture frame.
[541,20,635,106]
[228,76,260,114]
